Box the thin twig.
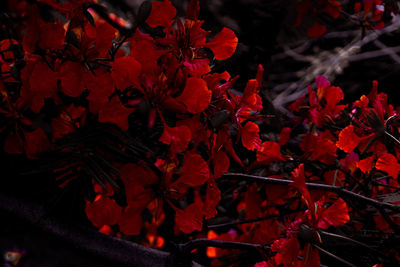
[221,173,400,212]
[313,244,357,267]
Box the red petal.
[206,27,238,60]
[86,69,115,113]
[279,127,292,146]
[306,22,327,38]
[93,21,117,57]
[318,198,350,229]
[291,164,314,214]
[376,153,400,178]
[203,178,221,219]
[29,61,57,96]
[241,79,262,111]
[4,132,24,154]
[23,128,50,159]
[323,1,342,19]
[159,124,192,153]
[243,183,262,219]
[39,22,65,50]
[288,94,306,113]
[85,195,122,228]
[357,156,375,173]
[241,121,262,151]
[60,62,86,97]
[98,97,133,131]
[213,150,230,178]
[336,125,362,153]
[111,56,142,90]
[256,141,285,164]
[118,205,144,235]
[175,194,204,233]
[183,58,211,77]
[175,153,210,187]
[146,0,176,28]
[177,77,211,114]
[185,0,200,20]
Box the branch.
[178,238,266,253]
[221,173,400,212]
[0,192,197,267]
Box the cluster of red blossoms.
[295,0,396,38]
[1,0,400,266]
[1,0,263,242]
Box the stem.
[313,244,357,267]
[207,214,280,230]
[319,230,386,257]
[221,173,400,212]
[178,238,266,253]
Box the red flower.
[98,96,134,131]
[240,121,262,151]
[256,141,285,164]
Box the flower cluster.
[2,0,400,266]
